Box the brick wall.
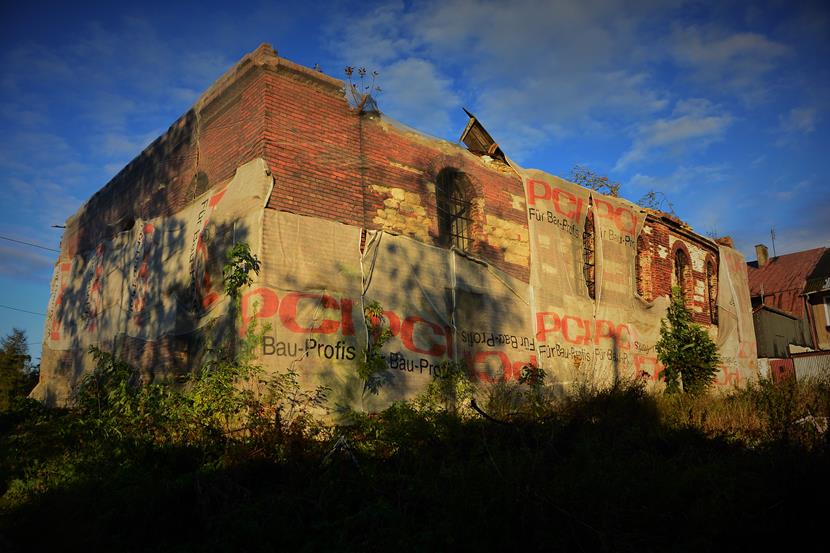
[258,60,530,281]
[639,216,719,326]
[61,45,721,331]
[64,55,269,256]
[39,45,748,404]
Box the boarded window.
[436,168,473,252]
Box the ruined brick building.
[33,44,757,407]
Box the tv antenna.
[770,227,777,258]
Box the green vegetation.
[1,372,827,551]
[0,248,827,550]
[656,286,720,395]
[0,329,38,411]
[358,300,394,395]
[222,242,261,300]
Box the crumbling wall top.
[194,43,345,113]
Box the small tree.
[656,286,720,395]
[569,165,621,197]
[359,301,393,395]
[223,242,261,300]
[344,66,381,113]
[416,359,475,416]
[185,242,267,438]
[637,190,677,216]
[0,328,36,410]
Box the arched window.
[674,247,689,303]
[583,202,596,299]
[636,234,650,301]
[706,260,718,324]
[436,168,473,252]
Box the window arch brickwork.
[672,242,693,306]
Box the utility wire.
[0,234,60,253]
[0,304,46,317]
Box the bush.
[358,301,394,395]
[656,286,719,395]
[415,359,475,416]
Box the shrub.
[656,286,719,395]
[415,359,475,416]
[358,301,393,395]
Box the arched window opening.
[706,260,718,324]
[583,202,596,300]
[674,247,689,304]
[436,168,473,252]
[636,234,649,301]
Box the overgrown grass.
[1,366,828,552]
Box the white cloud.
[774,178,814,200]
[614,99,732,171]
[0,246,55,279]
[99,129,160,157]
[778,106,818,137]
[327,0,675,159]
[377,58,461,137]
[326,1,418,67]
[628,164,728,195]
[671,24,791,102]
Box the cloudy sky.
[1,0,828,361]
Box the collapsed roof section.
[459,108,506,163]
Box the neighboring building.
[752,304,805,359]
[804,249,830,350]
[748,244,830,356]
[32,45,757,407]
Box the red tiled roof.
[747,247,827,318]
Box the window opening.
[674,248,689,303]
[583,201,596,300]
[706,261,718,324]
[636,235,646,299]
[436,168,473,252]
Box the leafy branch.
[359,301,393,395]
[223,243,261,300]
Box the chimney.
[755,244,769,267]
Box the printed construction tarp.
[38,157,758,406]
[716,245,758,384]
[246,213,534,411]
[521,168,667,387]
[35,159,273,400]
[241,209,368,408]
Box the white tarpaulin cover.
[520,169,668,387]
[518,167,756,388]
[245,216,534,411]
[37,158,757,406]
[716,245,758,384]
[35,159,272,401]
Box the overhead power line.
[0,304,46,317]
[0,234,60,253]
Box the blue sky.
[1,0,828,363]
